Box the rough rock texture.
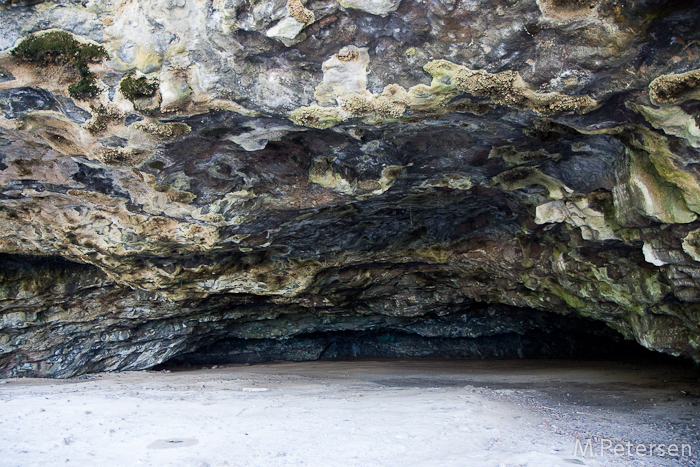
[2,0,700,377]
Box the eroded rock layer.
[2,0,700,377]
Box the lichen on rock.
[424,59,597,115]
[289,104,344,129]
[649,69,700,106]
[493,167,572,200]
[98,147,150,166]
[339,84,409,120]
[84,104,126,135]
[536,0,598,23]
[420,174,473,191]
[132,121,191,139]
[488,145,562,167]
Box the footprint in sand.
[147,438,199,449]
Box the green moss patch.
[67,75,101,100]
[12,31,107,100]
[119,74,159,101]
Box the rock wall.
[1,0,700,377]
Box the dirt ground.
[0,358,699,467]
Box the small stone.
[338,0,402,16]
[266,17,305,44]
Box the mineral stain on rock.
[1,0,700,378]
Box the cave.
[162,326,669,368]
[5,0,700,464]
[1,0,700,378]
[160,308,663,368]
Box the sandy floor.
[0,359,698,467]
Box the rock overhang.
[0,0,700,377]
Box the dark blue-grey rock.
[0,87,58,119]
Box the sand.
[0,359,698,467]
